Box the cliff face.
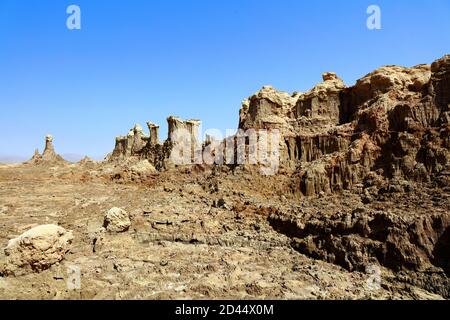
[239,55,450,196]
[237,55,449,294]
[108,55,449,197]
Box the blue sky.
[1,0,450,160]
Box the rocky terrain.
[0,55,449,300]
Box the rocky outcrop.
[30,149,42,162]
[112,125,148,159]
[269,206,450,297]
[430,55,450,115]
[0,225,73,276]
[296,72,346,123]
[42,135,56,160]
[107,55,449,196]
[27,135,67,165]
[110,117,202,170]
[239,85,298,132]
[270,209,449,272]
[147,122,160,146]
[238,55,450,196]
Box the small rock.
[164,186,174,192]
[104,207,131,233]
[213,198,233,211]
[160,260,169,267]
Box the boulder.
[104,207,131,233]
[0,224,73,276]
[130,160,158,175]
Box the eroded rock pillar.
[147,122,160,145]
[167,116,186,142]
[42,135,56,160]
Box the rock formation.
[147,122,160,146]
[110,117,202,170]
[106,55,449,199]
[106,55,449,198]
[30,149,42,162]
[27,135,67,164]
[0,224,73,276]
[42,135,56,159]
[268,203,450,297]
[238,56,450,196]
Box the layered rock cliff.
[108,55,449,197]
[239,55,450,196]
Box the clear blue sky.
[1,0,449,160]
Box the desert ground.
[0,160,447,300]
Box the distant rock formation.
[109,117,201,170]
[42,135,56,160]
[30,149,42,162]
[27,135,67,165]
[78,156,93,164]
